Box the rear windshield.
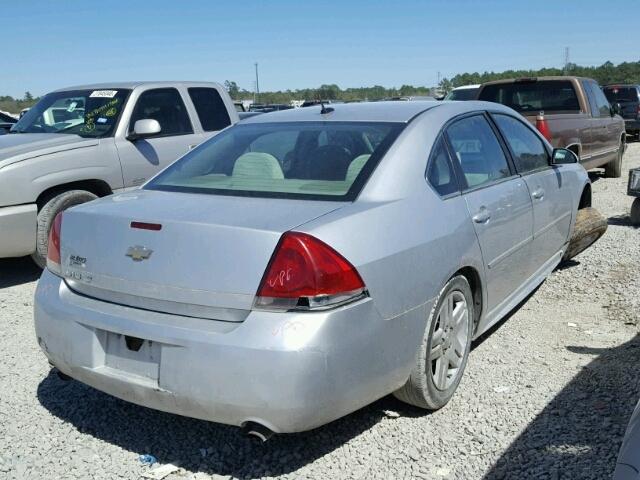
[479,80,580,113]
[146,121,403,201]
[445,88,478,101]
[603,86,639,103]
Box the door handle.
[531,188,545,200]
[472,208,491,224]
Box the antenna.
[320,100,334,114]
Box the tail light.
[255,232,366,311]
[46,212,63,276]
[535,112,552,142]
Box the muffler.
[241,421,275,442]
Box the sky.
[3,0,639,98]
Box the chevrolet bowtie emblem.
[126,245,153,262]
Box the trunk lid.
[61,190,345,320]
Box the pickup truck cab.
[1,81,239,266]
[603,84,640,140]
[477,76,625,178]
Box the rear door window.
[492,114,550,173]
[479,80,580,113]
[426,136,459,196]
[129,88,193,137]
[589,82,612,117]
[582,80,600,117]
[188,87,232,132]
[446,114,511,189]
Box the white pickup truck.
[0,81,239,266]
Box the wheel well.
[456,266,482,328]
[566,144,581,158]
[578,184,592,209]
[36,180,113,210]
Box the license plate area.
[104,332,160,382]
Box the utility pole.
[254,62,260,104]
[563,47,570,74]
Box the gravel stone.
[1,144,639,479]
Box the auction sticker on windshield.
[90,90,118,98]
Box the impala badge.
[126,245,153,262]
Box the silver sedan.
[34,100,590,435]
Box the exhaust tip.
[241,421,275,442]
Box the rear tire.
[604,140,624,178]
[562,207,607,261]
[393,275,474,410]
[31,190,98,268]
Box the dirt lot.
[1,145,639,480]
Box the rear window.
[146,121,403,201]
[479,80,580,113]
[445,88,479,101]
[188,87,232,131]
[603,86,639,103]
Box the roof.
[452,84,480,90]
[481,76,595,86]
[52,81,224,92]
[241,101,443,123]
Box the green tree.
[223,81,239,99]
[24,91,33,102]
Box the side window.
[591,83,612,117]
[582,80,600,117]
[446,115,511,189]
[426,136,459,196]
[129,88,193,136]
[493,114,549,173]
[188,87,232,132]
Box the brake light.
[46,212,63,276]
[255,232,366,311]
[535,112,552,142]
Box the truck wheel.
[393,275,474,410]
[604,140,624,178]
[562,207,607,261]
[31,190,98,269]
[631,198,640,226]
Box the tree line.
[226,60,640,103]
[0,92,39,115]
[3,60,640,113]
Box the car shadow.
[0,257,41,288]
[588,171,603,184]
[608,214,639,228]
[483,334,640,479]
[36,372,426,477]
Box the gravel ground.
[1,145,639,480]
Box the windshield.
[146,121,403,201]
[603,87,639,103]
[11,89,130,137]
[479,80,580,113]
[445,88,479,101]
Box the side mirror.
[551,148,579,165]
[127,119,161,141]
[611,102,622,116]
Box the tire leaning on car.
[32,190,97,268]
[562,207,608,262]
[393,275,474,410]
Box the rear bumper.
[624,119,640,133]
[34,270,429,433]
[0,204,37,258]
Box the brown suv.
[477,76,625,177]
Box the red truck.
[478,76,626,177]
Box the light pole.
[255,62,260,104]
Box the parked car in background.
[444,84,480,101]
[35,100,592,436]
[0,81,239,267]
[249,103,294,113]
[384,96,436,101]
[602,84,640,140]
[614,397,640,479]
[0,111,17,134]
[477,76,626,177]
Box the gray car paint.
[34,100,590,432]
[0,81,238,258]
